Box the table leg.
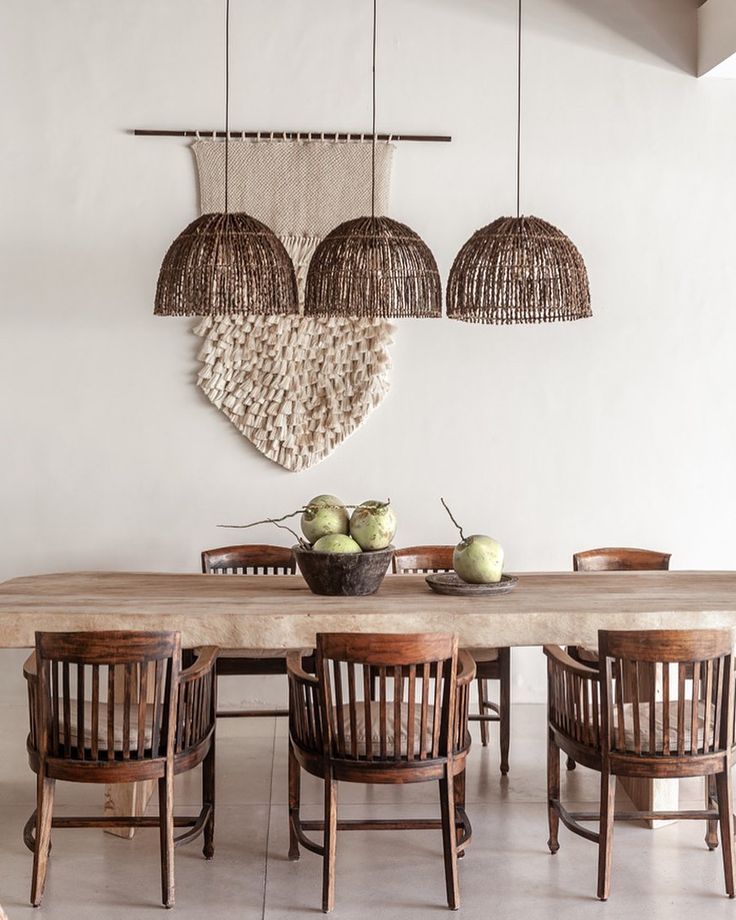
[618,776,679,828]
[103,662,156,838]
[103,781,156,838]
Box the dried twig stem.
[440,497,466,543]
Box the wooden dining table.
[3,568,736,832]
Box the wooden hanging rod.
[132,129,451,142]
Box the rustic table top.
[1,570,736,649]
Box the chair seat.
[61,701,154,751]
[465,647,499,663]
[335,702,436,757]
[574,645,599,664]
[614,701,713,753]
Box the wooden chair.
[201,544,306,719]
[287,632,475,911]
[393,546,511,773]
[566,547,671,770]
[23,630,217,908]
[545,629,736,900]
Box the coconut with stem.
[441,497,504,584]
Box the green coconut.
[453,535,504,584]
[349,500,397,551]
[301,494,350,544]
[312,533,363,553]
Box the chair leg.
[499,649,511,775]
[288,742,301,861]
[454,768,466,857]
[322,772,337,913]
[159,769,175,908]
[716,770,735,898]
[477,677,489,747]
[547,734,560,854]
[30,774,55,907]
[566,756,577,771]
[439,765,460,910]
[202,741,216,860]
[596,772,616,901]
[705,773,719,851]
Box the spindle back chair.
[287,632,475,911]
[201,544,306,718]
[545,629,736,901]
[566,547,671,770]
[393,545,511,772]
[23,630,217,908]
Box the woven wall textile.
[192,139,396,472]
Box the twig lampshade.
[448,0,591,325]
[304,0,440,320]
[154,0,297,318]
[447,216,590,324]
[304,216,441,319]
[154,213,297,316]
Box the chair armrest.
[179,646,218,684]
[543,645,599,681]
[456,650,477,686]
[286,650,318,685]
[23,652,38,683]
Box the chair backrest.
[573,547,671,572]
[315,633,458,762]
[32,631,180,763]
[392,545,454,574]
[598,629,735,759]
[201,544,296,575]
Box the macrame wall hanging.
[192,138,396,472]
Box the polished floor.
[1,701,734,918]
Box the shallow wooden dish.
[425,572,518,596]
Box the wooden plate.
[425,573,518,596]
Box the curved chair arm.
[544,645,599,681]
[544,645,602,753]
[286,650,318,685]
[287,651,323,754]
[453,651,477,754]
[179,646,219,685]
[456,650,477,687]
[23,651,38,682]
[176,647,218,754]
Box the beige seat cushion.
[334,701,437,757]
[215,648,313,659]
[465,647,499,663]
[64,701,154,751]
[614,700,713,753]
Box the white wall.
[698,0,736,76]
[2,0,735,708]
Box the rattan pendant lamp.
[304,0,441,320]
[154,0,297,317]
[446,0,591,324]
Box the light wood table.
[3,569,736,831]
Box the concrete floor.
[1,702,734,918]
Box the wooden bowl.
[294,545,394,596]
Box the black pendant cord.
[515,0,522,219]
[370,0,377,220]
[224,0,230,215]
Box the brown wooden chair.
[545,629,735,901]
[566,547,671,769]
[393,545,511,773]
[201,544,307,719]
[23,630,217,908]
[287,632,475,911]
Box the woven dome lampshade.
[446,215,591,324]
[304,216,441,319]
[154,0,298,318]
[154,212,298,316]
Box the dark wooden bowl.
[294,545,394,596]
